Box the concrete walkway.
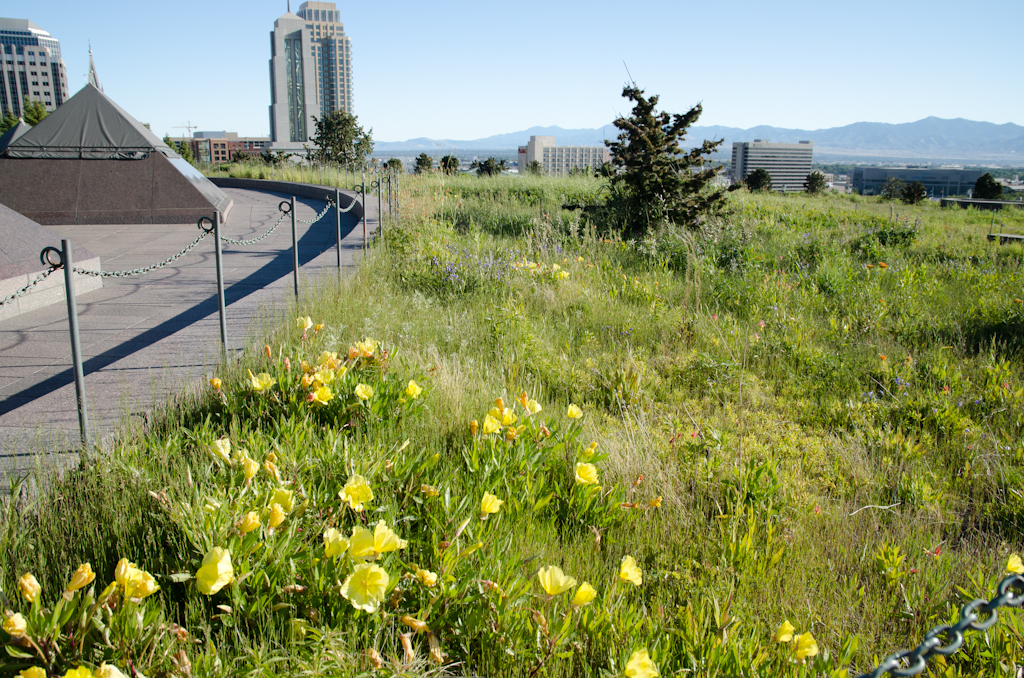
[0,186,377,480]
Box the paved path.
[0,187,376,480]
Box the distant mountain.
[375,117,1024,163]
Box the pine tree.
[0,109,17,134]
[308,111,374,167]
[414,153,433,174]
[973,173,1003,200]
[606,85,725,237]
[804,171,827,195]
[440,155,459,175]
[745,168,773,192]
[22,97,47,126]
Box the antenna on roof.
[288,0,291,13]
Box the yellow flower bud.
[195,547,234,596]
[480,492,503,517]
[18,573,40,603]
[238,512,261,534]
[567,404,583,419]
[209,377,221,391]
[415,568,438,587]
[469,420,478,435]
[2,612,26,636]
[267,503,286,529]
[400,614,430,634]
[243,456,259,480]
[65,563,96,596]
[571,582,596,607]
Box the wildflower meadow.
[2,169,1023,677]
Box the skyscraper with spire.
[268,1,353,150]
[0,17,69,116]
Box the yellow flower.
[314,368,335,385]
[248,370,275,391]
[355,337,378,357]
[339,474,374,512]
[319,350,339,367]
[114,558,139,589]
[571,582,597,607]
[481,414,500,435]
[355,383,374,400]
[527,399,542,414]
[416,568,438,587]
[405,380,422,399]
[95,664,128,678]
[619,555,642,586]
[239,512,261,534]
[18,573,40,603]
[1008,554,1024,575]
[481,492,503,517]
[243,456,259,480]
[648,496,663,508]
[209,377,221,391]
[400,614,430,634]
[795,632,819,661]
[123,571,159,600]
[349,525,375,559]
[323,528,350,558]
[65,563,96,596]
[63,667,93,678]
[196,547,234,595]
[340,562,389,612]
[301,373,314,388]
[420,484,439,497]
[516,392,529,409]
[311,384,334,405]
[537,565,577,596]
[469,420,479,435]
[3,612,26,636]
[575,462,599,485]
[18,668,47,678]
[207,437,231,464]
[264,460,281,483]
[775,619,795,643]
[267,503,286,529]
[625,649,659,678]
[373,520,408,553]
[567,404,583,419]
[500,408,517,427]
[582,441,598,459]
[296,316,313,331]
[270,488,295,512]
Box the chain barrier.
[295,199,336,225]
[222,211,288,246]
[856,573,1024,678]
[72,231,208,278]
[0,266,58,309]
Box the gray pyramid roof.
[4,84,180,160]
[0,119,32,154]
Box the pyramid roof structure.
[0,119,32,154]
[3,84,179,160]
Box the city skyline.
[7,1,1023,143]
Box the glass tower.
[0,18,69,116]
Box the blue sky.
[21,0,1023,141]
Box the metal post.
[395,172,400,228]
[61,239,90,449]
[377,179,383,242]
[387,173,393,216]
[361,179,367,251]
[213,212,228,355]
[290,195,299,298]
[335,187,343,277]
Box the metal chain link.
[295,200,336,225]
[0,266,58,309]
[73,231,208,278]
[222,211,287,245]
[856,573,1024,678]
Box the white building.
[269,2,353,151]
[0,18,69,115]
[518,136,611,176]
[730,140,813,192]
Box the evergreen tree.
[308,110,374,167]
[469,157,507,176]
[0,109,17,134]
[22,97,47,126]
[901,181,927,204]
[525,160,543,176]
[745,168,773,192]
[973,173,1004,200]
[414,153,433,174]
[385,158,403,173]
[440,155,459,175]
[879,177,905,200]
[804,170,827,195]
[605,85,725,236]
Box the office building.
[268,2,353,151]
[517,136,611,176]
[852,167,984,198]
[168,132,271,164]
[0,18,69,116]
[730,140,813,192]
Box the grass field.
[2,169,1023,678]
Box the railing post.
[377,178,384,244]
[61,239,90,450]
[335,188,342,278]
[290,195,298,298]
[361,179,367,251]
[213,212,228,355]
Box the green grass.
[2,169,1023,678]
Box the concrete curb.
[209,177,365,224]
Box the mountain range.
[376,117,1024,164]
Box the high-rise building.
[0,18,69,117]
[730,140,813,192]
[517,136,611,176]
[268,2,353,151]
